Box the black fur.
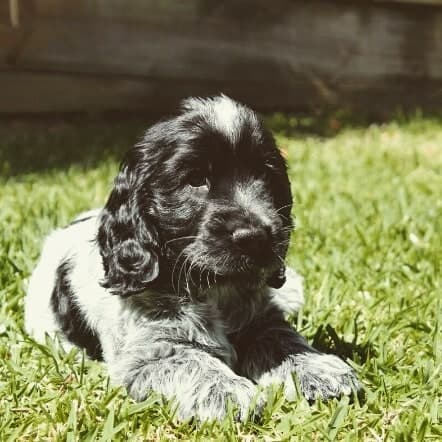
[51,259,103,360]
[97,97,293,298]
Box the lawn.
[0,113,440,441]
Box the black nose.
[232,226,271,258]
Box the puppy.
[25,96,359,421]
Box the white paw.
[179,377,263,422]
[259,352,360,401]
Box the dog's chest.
[202,287,269,364]
[207,285,267,333]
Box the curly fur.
[25,95,359,421]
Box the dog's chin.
[193,259,278,293]
[213,273,268,293]
[168,244,282,294]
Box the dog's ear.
[97,161,159,296]
[267,266,286,289]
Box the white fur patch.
[270,267,304,315]
[24,210,101,342]
[211,96,241,142]
[258,352,359,401]
[182,95,257,144]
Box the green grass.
[0,113,441,441]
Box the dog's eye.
[188,170,209,189]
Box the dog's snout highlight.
[232,226,271,258]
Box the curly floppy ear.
[97,162,159,296]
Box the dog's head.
[97,95,293,297]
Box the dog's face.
[98,96,292,297]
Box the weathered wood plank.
[1,0,441,114]
[0,29,20,60]
[31,0,197,21]
[1,69,441,115]
[16,2,442,80]
[0,70,213,114]
[377,0,442,4]
[0,0,34,66]
[30,0,442,21]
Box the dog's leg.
[232,303,360,402]
[105,326,260,421]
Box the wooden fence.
[1,0,441,115]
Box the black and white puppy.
[25,96,359,421]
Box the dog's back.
[25,209,101,344]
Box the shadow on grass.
[263,109,442,139]
[1,110,440,178]
[311,323,376,364]
[0,118,150,178]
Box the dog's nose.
[232,226,271,257]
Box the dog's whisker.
[164,236,198,249]
[183,256,193,294]
[171,247,189,294]
[221,255,231,275]
[177,256,187,294]
[188,257,199,288]
[275,203,292,214]
[206,267,212,290]
[184,258,192,291]
[186,254,199,289]
[275,254,285,265]
[277,226,294,234]
[177,254,192,295]
[198,263,204,290]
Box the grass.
[0,113,441,441]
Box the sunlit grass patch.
[0,114,440,440]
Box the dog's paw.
[178,376,262,422]
[259,352,360,402]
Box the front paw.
[179,376,262,422]
[259,352,360,401]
